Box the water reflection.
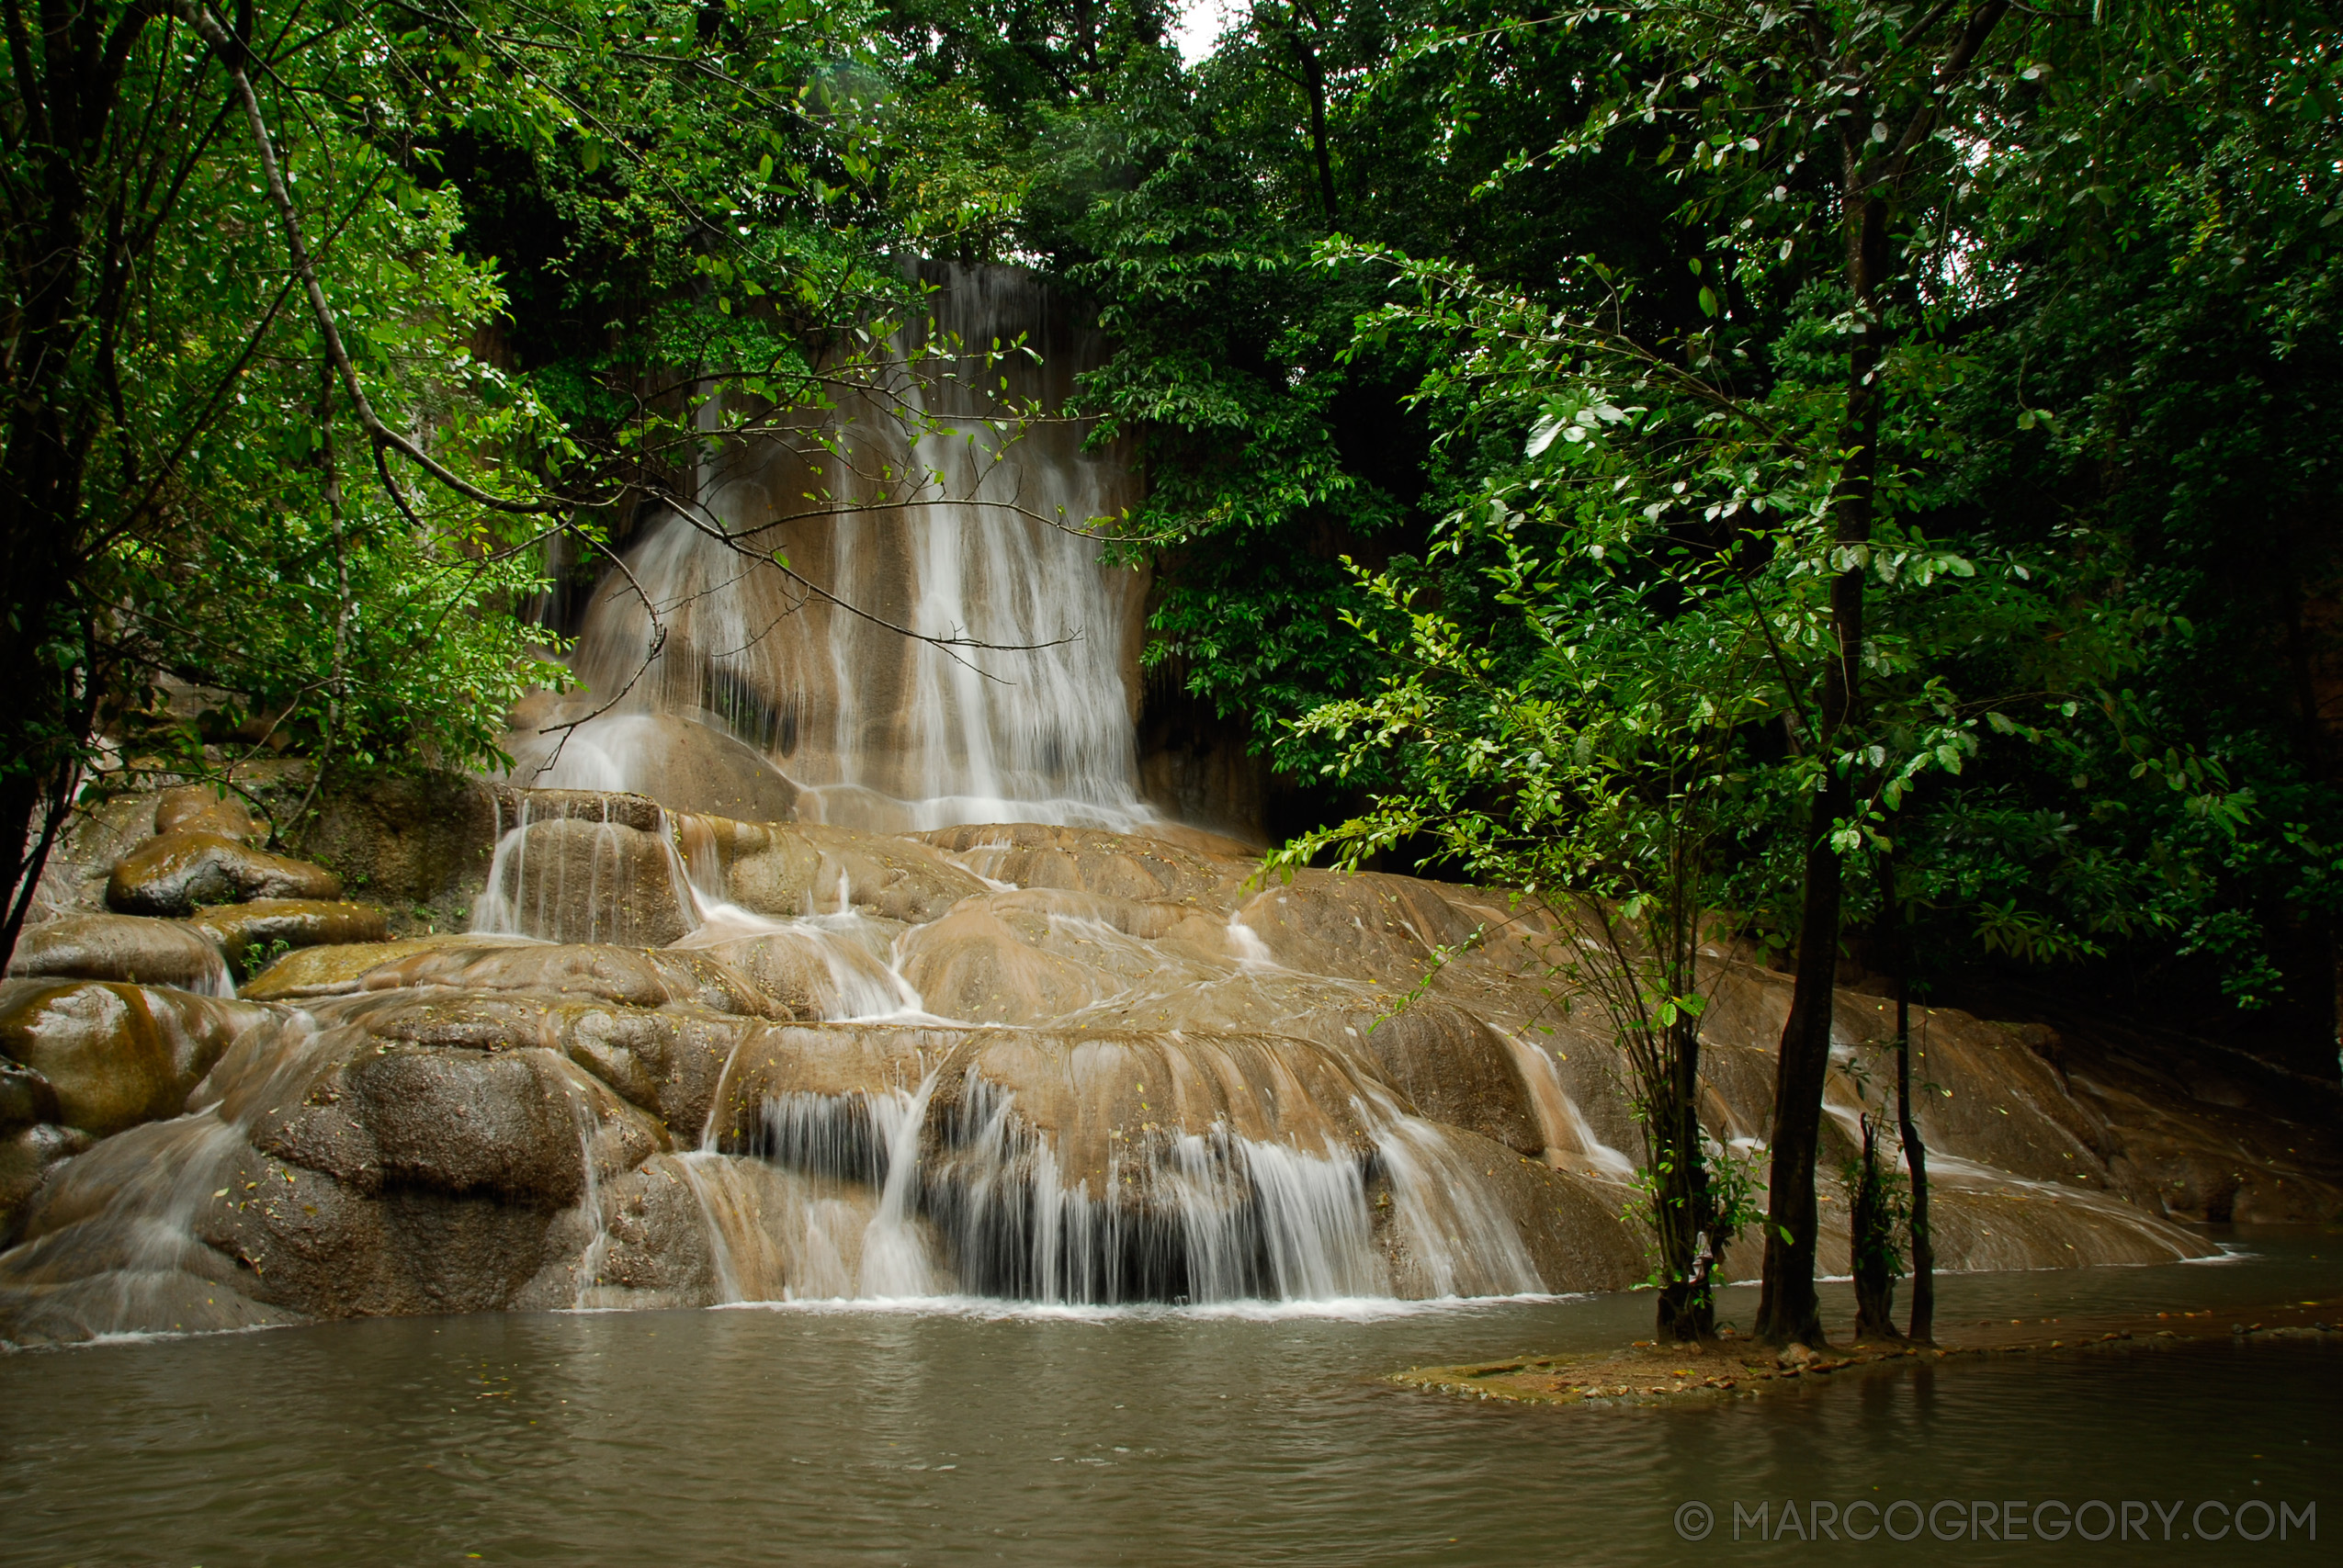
[2,1238,2335,1565]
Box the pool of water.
[3,1233,2337,1566]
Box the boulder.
[108,831,343,916]
[479,815,690,945]
[292,769,503,935]
[352,942,788,1019]
[153,785,266,843]
[186,899,391,976]
[0,1121,88,1247]
[917,822,1239,906]
[502,713,801,824]
[0,980,270,1135]
[240,934,529,999]
[5,913,232,994]
[704,819,986,925]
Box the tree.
[0,0,1024,968]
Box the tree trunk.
[1285,5,1338,222]
[1851,1111,1901,1338]
[1655,1021,1715,1341]
[1896,963,1935,1343]
[1753,161,1888,1349]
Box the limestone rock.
[239,933,529,998]
[292,769,502,935]
[355,942,787,1019]
[5,913,232,994]
[502,713,800,824]
[706,819,985,925]
[153,785,266,843]
[0,1122,88,1247]
[108,831,343,916]
[186,899,391,976]
[918,821,1239,906]
[480,815,690,945]
[0,979,271,1135]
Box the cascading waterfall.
[696,1072,1539,1307]
[504,263,1153,834]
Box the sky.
[1172,0,1237,65]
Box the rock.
[291,769,503,935]
[502,713,801,824]
[921,1027,1383,1190]
[239,934,529,999]
[1307,1000,1545,1158]
[917,821,1239,906]
[5,913,232,994]
[478,815,690,945]
[353,942,788,1019]
[108,831,343,916]
[701,819,986,925]
[0,1122,89,1247]
[153,785,266,843]
[1233,871,1488,981]
[186,899,391,976]
[895,899,1125,1024]
[0,1060,61,1128]
[0,980,270,1135]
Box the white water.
[507,264,1153,834]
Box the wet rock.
[357,942,787,1019]
[549,1001,764,1138]
[153,785,266,844]
[712,1022,970,1140]
[186,899,391,976]
[545,1153,722,1308]
[194,1145,568,1319]
[1307,1000,1545,1158]
[108,831,343,916]
[1234,871,1488,981]
[292,769,503,935]
[239,933,530,999]
[243,1007,659,1207]
[503,714,801,824]
[479,814,692,946]
[925,1028,1383,1190]
[5,913,232,994]
[689,925,891,1021]
[702,819,985,925]
[0,1122,89,1247]
[918,822,1239,906]
[896,900,1124,1024]
[0,1265,305,1346]
[0,980,271,1135]
[1401,1127,1646,1296]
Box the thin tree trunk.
[1753,155,1888,1350]
[1896,954,1935,1343]
[1286,4,1338,222]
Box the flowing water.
[507,264,1153,834]
[1,1240,2334,1566]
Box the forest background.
[5,0,2338,1331]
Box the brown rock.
[0,979,269,1135]
[5,913,232,993]
[704,819,985,925]
[108,831,343,916]
[480,815,690,945]
[186,899,391,976]
[239,934,528,999]
[153,785,266,844]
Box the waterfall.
[506,264,1153,834]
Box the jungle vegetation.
[6,0,2336,1340]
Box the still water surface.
[3,1235,2337,1567]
